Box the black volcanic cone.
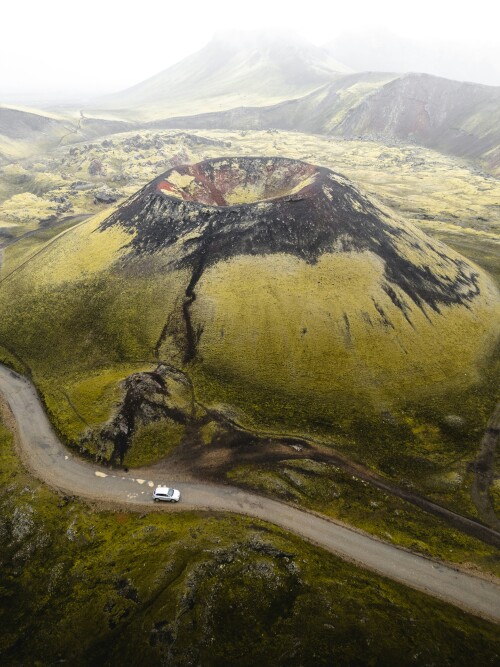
[100,156,480,314]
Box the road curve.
[0,364,499,623]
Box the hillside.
[335,73,500,173]
[151,72,500,175]
[0,156,498,470]
[149,72,395,132]
[89,31,349,121]
[0,106,135,164]
[0,106,73,162]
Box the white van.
[153,486,181,502]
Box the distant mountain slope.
[149,72,397,133]
[151,72,500,175]
[335,73,500,172]
[0,106,67,140]
[0,106,71,161]
[90,31,349,121]
[0,106,136,163]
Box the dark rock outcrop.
[94,188,121,204]
[85,364,196,464]
[88,158,105,176]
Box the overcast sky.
[2,0,499,102]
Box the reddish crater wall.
[155,157,320,206]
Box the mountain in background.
[151,72,397,134]
[333,73,500,171]
[1,30,499,176]
[0,105,135,162]
[88,30,349,121]
[0,106,73,162]
[153,71,500,175]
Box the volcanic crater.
[101,156,486,315]
[8,155,496,462]
[154,157,321,206]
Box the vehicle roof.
[155,486,172,493]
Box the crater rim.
[153,156,326,208]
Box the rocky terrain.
[2,411,499,667]
[2,128,499,248]
[0,29,499,666]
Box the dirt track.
[0,363,499,623]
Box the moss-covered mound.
[0,156,498,460]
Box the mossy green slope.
[192,249,498,409]
[0,157,498,458]
[1,415,500,667]
[0,208,187,446]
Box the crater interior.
[155,157,321,206]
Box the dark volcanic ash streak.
[100,156,483,319]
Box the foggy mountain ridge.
[140,65,500,175]
[88,30,350,121]
[1,30,499,175]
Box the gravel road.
[0,363,499,623]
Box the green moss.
[124,419,185,467]
[199,420,223,445]
[37,364,154,448]
[193,251,498,413]
[0,345,27,375]
[429,232,500,287]
[191,331,500,529]
[0,259,184,448]
[1,416,500,667]
[68,366,145,424]
[228,459,500,576]
[0,216,89,280]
